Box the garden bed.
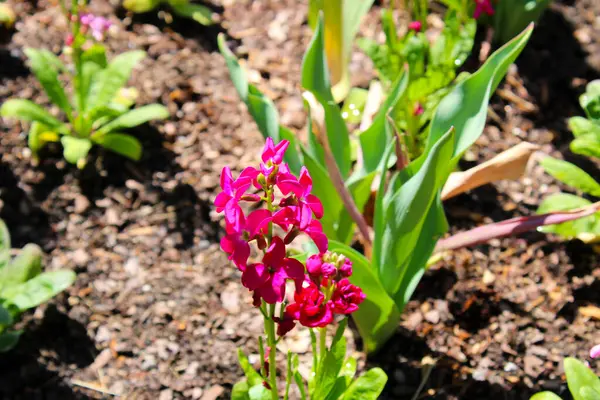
[0,0,598,399]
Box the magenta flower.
[65,34,74,47]
[408,21,422,32]
[274,312,296,337]
[220,233,250,269]
[215,166,258,232]
[272,208,328,252]
[286,282,333,328]
[339,258,353,278]
[331,278,365,315]
[591,344,600,359]
[277,167,324,229]
[241,237,305,304]
[80,13,112,41]
[474,0,494,19]
[306,254,336,281]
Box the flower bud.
[339,258,353,278]
[408,21,422,32]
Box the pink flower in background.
[80,13,112,41]
[473,0,494,19]
[65,34,74,46]
[591,344,600,359]
[408,21,422,32]
[331,278,365,315]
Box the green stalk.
[319,327,327,364]
[265,303,278,399]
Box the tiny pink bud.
[339,258,353,278]
[413,102,424,116]
[65,34,74,46]
[591,344,600,359]
[408,21,422,32]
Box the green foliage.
[358,9,476,159]
[1,45,169,167]
[536,80,600,243]
[122,0,214,26]
[530,358,600,400]
[490,0,552,44]
[0,219,75,352]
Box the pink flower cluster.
[474,0,495,19]
[216,138,365,336]
[80,13,112,41]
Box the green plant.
[358,8,476,159]
[536,80,600,243]
[123,0,215,26]
[0,219,75,352]
[489,0,552,44]
[0,0,15,28]
[531,358,600,400]
[308,0,375,102]
[1,2,169,168]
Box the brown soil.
[0,0,598,399]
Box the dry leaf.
[442,142,540,200]
[579,305,600,320]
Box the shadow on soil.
[0,305,97,400]
[0,161,55,250]
[117,2,228,52]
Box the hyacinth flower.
[216,139,385,398]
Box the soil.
[0,0,599,399]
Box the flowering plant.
[217,139,387,399]
[122,0,215,26]
[0,0,169,168]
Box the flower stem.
[265,303,278,399]
[319,327,327,364]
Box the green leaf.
[24,48,72,115]
[564,357,600,400]
[88,50,146,111]
[425,25,533,165]
[82,44,108,67]
[93,133,142,161]
[581,80,600,120]
[122,0,161,12]
[28,122,61,158]
[379,128,455,296]
[0,218,11,253]
[571,134,600,160]
[231,380,251,400]
[540,157,600,197]
[530,392,563,400]
[537,193,600,240]
[340,368,387,400]
[328,241,401,353]
[0,304,12,326]
[61,136,93,166]
[248,384,271,400]
[336,171,376,245]
[569,117,600,138]
[302,14,352,178]
[170,2,214,25]
[237,349,263,387]
[1,270,75,312]
[95,104,169,135]
[1,99,65,129]
[313,335,347,399]
[356,71,408,176]
[293,354,307,400]
[0,244,43,288]
[580,387,600,400]
[0,331,21,352]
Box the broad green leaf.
[0,244,42,288]
[313,335,347,399]
[393,194,448,311]
[28,122,60,158]
[61,136,93,166]
[24,48,72,115]
[581,80,600,120]
[79,61,103,112]
[302,14,351,178]
[580,387,600,400]
[379,128,454,296]
[564,357,600,400]
[0,331,21,352]
[231,380,251,400]
[0,304,12,326]
[324,356,358,400]
[336,171,376,245]
[123,0,160,12]
[328,240,401,353]
[301,147,343,239]
[530,392,563,400]
[95,104,169,135]
[540,157,600,197]
[81,44,108,68]
[248,384,271,400]
[279,127,304,176]
[1,270,75,312]
[571,135,600,160]
[356,70,408,176]
[93,133,142,161]
[341,88,367,124]
[170,2,214,25]
[425,25,533,166]
[569,117,600,138]
[237,349,263,387]
[88,50,146,111]
[1,99,64,129]
[340,368,387,400]
[537,193,600,240]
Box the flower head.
[80,13,112,41]
[286,282,334,328]
[474,0,494,19]
[331,278,365,315]
[408,21,422,32]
